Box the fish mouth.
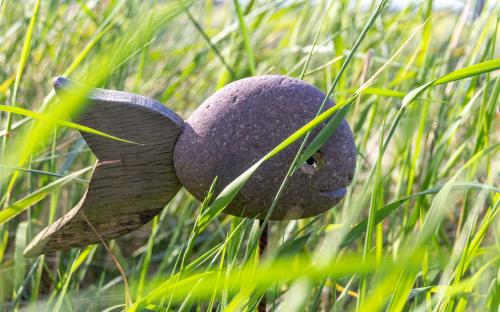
[320,187,347,198]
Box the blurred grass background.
[0,0,499,311]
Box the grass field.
[0,0,499,311]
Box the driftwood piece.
[23,77,184,257]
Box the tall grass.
[0,0,499,311]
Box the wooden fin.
[24,77,184,257]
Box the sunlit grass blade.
[433,58,500,85]
[293,104,350,171]
[53,247,94,312]
[384,59,500,153]
[132,252,420,309]
[233,0,256,74]
[0,166,92,225]
[342,182,500,247]
[0,165,88,183]
[345,87,405,98]
[9,0,41,109]
[1,0,41,164]
[0,105,137,144]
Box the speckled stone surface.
[174,75,356,220]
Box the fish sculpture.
[24,75,356,257]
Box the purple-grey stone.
[173,75,356,220]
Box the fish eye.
[305,156,317,168]
[301,151,324,174]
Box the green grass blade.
[233,0,256,74]
[433,58,500,85]
[342,182,500,247]
[0,166,92,226]
[0,105,137,144]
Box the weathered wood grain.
[24,77,184,257]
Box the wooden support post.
[258,219,268,312]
